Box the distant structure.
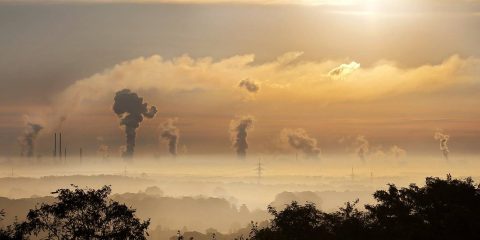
[256,158,264,184]
[53,133,57,157]
[79,148,83,163]
[53,132,67,162]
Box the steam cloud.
[18,123,43,157]
[230,116,255,158]
[328,61,360,77]
[160,118,179,156]
[281,128,321,158]
[434,131,450,160]
[113,89,158,159]
[354,135,369,162]
[238,79,259,93]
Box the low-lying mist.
[1,154,479,235]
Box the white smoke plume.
[354,135,369,162]
[434,130,450,160]
[18,123,43,157]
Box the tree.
[19,185,150,240]
[366,174,480,240]
[250,175,480,240]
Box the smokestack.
[80,148,83,163]
[59,133,62,158]
[113,89,158,159]
[54,133,57,157]
[64,147,67,163]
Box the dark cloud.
[238,79,259,93]
[113,89,157,159]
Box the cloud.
[48,53,479,131]
[328,61,360,78]
[238,79,260,93]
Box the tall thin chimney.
[79,148,83,163]
[54,133,57,157]
[64,147,67,163]
[59,133,62,158]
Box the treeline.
[1,175,480,239]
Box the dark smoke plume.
[18,123,43,157]
[230,116,255,158]
[160,118,179,156]
[281,128,321,158]
[113,89,157,159]
[238,79,259,93]
[354,135,369,162]
[434,131,449,160]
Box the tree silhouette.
[251,175,480,240]
[18,185,150,240]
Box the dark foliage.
[251,175,480,240]
[1,185,150,240]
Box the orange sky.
[0,0,479,158]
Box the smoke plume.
[113,89,158,159]
[238,79,259,93]
[230,116,255,158]
[389,145,407,159]
[354,135,369,162]
[18,123,43,157]
[281,128,321,158]
[434,131,450,160]
[160,118,179,156]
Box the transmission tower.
[256,158,264,184]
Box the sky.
[0,0,479,158]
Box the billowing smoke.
[113,89,157,159]
[281,128,321,158]
[434,131,450,160]
[230,116,255,158]
[354,135,369,162]
[160,118,179,156]
[18,123,43,157]
[328,61,360,78]
[238,79,259,93]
